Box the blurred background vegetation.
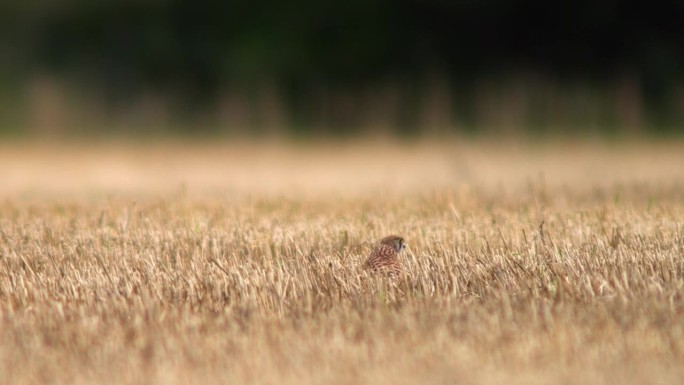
[0,0,682,137]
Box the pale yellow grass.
[0,139,683,385]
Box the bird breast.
[364,244,401,275]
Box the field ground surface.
[1,139,683,385]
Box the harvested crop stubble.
[0,140,683,385]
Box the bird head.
[380,235,406,253]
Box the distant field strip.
[1,140,683,199]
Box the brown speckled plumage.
[363,235,405,277]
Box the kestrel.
[363,235,406,277]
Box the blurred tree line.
[0,0,682,136]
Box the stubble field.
[1,140,683,384]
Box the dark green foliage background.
[1,0,682,134]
